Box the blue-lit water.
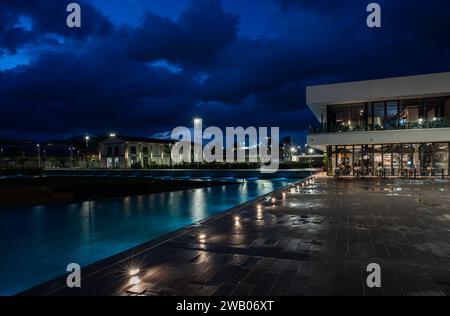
[0,179,297,295]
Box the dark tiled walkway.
[32,177,450,296]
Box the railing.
[310,118,450,134]
[333,167,449,179]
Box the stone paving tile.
[40,177,450,296]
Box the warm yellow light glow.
[129,276,141,285]
[199,234,206,243]
[129,268,140,276]
[271,197,276,203]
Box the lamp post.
[308,148,314,176]
[85,136,90,169]
[37,144,41,169]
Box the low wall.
[43,169,321,179]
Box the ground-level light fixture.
[129,276,141,285]
[198,234,206,243]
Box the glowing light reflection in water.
[0,179,296,295]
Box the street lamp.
[308,148,314,176]
[109,133,116,138]
[37,144,41,169]
[85,136,90,169]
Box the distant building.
[99,136,174,169]
[307,72,450,176]
[0,137,101,170]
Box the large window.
[386,101,399,129]
[433,143,449,175]
[373,102,385,130]
[327,103,366,132]
[324,96,450,134]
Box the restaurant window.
[130,146,137,155]
[381,145,392,174]
[444,98,450,119]
[327,103,365,132]
[399,100,420,127]
[373,102,385,130]
[419,143,433,174]
[107,146,112,156]
[361,145,373,175]
[114,146,119,156]
[433,143,449,175]
[386,101,399,129]
[402,144,415,170]
[391,144,402,176]
[374,145,383,173]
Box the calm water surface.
[0,179,297,295]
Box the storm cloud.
[0,0,450,141]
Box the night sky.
[1,0,450,143]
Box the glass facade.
[321,96,450,134]
[329,143,450,177]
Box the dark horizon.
[1,0,450,144]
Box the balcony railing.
[309,117,450,134]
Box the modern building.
[306,72,450,177]
[99,136,174,169]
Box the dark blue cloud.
[0,0,112,54]
[0,0,450,142]
[127,0,238,68]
